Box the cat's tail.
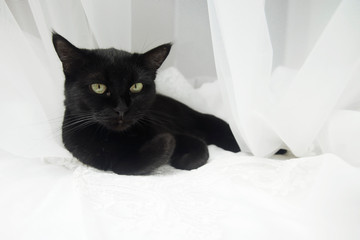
[275,149,288,155]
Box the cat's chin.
[105,121,134,132]
[113,125,132,132]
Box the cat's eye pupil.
[90,83,107,95]
[130,83,143,93]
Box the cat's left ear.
[52,32,85,75]
[140,43,172,70]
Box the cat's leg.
[111,133,175,175]
[198,115,289,155]
[198,114,240,153]
[170,134,209,170]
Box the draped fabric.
[208,0,360,164]
[0,0,136,158]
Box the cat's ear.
[52,32,84,75]
[141,43,172,70]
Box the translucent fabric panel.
[207,0,282,155]
[0,0,70,158]
[80,0,131,51]
[266,0,360,156]
[28,0,96,48]
[208,0,360,162]
[318,110,360,167]
[27,0,97,82]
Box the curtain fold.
[208,0,360,164]
[266,0,360,156]
[0,0,69,158]
[207,0,282,156]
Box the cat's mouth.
[95,112,143,132]
[115,121,131,131]
[105,118,135,132]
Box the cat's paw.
[116,133,176,175]
[171,135,209,170]
[140,133,176,162]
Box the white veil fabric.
[0,0,130,159]
[1,0,360,165]
[208,0,360,165]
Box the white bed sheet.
[1,68,360,240]
[1,148,360,240]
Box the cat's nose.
[114,110,125,118]
[117,111,124,119]
[115,112,125,124]
[113,108,127,123]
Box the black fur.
[53,32,240,175]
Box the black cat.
[52,32,240,175]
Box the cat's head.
[52,32,171,132]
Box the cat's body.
[53,33,240,175]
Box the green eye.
[90,83,107,94]
[130,83,143,93]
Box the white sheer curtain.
[1,0,360,166]
[0,0,132,158]
[208,0,360,165]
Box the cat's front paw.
[140,133,176,162]
[171,135,209,170]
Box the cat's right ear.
[52,32,84,75]
[140,43,172,71]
